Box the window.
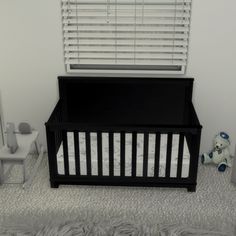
[62,0,192,74]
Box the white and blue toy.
[201,132,231,172]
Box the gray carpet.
[0,155,235,235]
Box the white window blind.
[62,0,192,74]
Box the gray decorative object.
[0,96,4,147]
[0,115,3,148]
[6,122,18,154]
[18,122,32,134]
[231,145,236,184]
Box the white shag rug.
[0,154,235,235]
[0,218,231,236]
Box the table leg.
[34,141,39,155]
[23,146,44,189]
[22,160,26,184]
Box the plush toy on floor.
[201,132,231,172]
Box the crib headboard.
[58,76,194,126]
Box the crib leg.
[187,185,196,192]
[50,181,59,188]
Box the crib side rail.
[46,127,201,191]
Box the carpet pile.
[0,218,231,236]
[0,155,235,235]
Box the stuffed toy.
[201,132,231,172]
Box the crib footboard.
[46,123,201,192]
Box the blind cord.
[115,0,117,63]
[134,0,137,64]
[172,0,177,64]
[75,0,80,63]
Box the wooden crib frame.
[45,77,202,192]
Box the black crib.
[45,77,202,192]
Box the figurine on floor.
[201,132,231,172]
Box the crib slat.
[143,133,149,177]
[165,133,173,178]
[154,132,161,178]
[177,133,184,179]
[132,132,137,177]
[109,132,114,176]
[97,132,103,176]
[120,132,125,177]
[85,132,92,176]
[74,131,80,176]
[62,131,69,176]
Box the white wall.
[0,0,236,154]
[186,0,236,153]
[0,0,65,147]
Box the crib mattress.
[57,133,190,178]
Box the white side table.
[0,131,44,188]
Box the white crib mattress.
[57,132,190,178]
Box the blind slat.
[64,39,188,46]
[65,53,187,60]
[62,5,191,10]
[66,59,186,66]
[62,0,191,4]
[64,32,189,39]
[63,20,190,25]
[64,26,189,32]
[63,12,191,18]
[65,47,188,53]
